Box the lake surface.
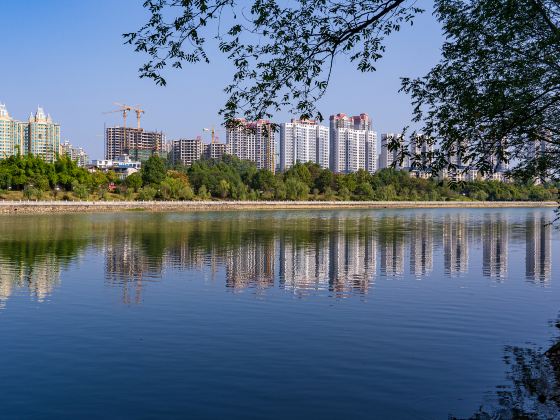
[0,208,558,419]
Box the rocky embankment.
[0,200,556,214]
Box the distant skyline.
[0,0,443,159]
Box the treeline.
[0,153,557,201]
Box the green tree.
[137,186,157,201]
[72,181,89,200]
[285,177,309,200]
[125,172,143,192]
[141,156,166,185]
[217,179,231,199]
[197,185,211,200]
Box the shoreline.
[0,200,556,214]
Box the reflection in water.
[0,210,554,307]
[452,334,560,419]
[526,213,552,285]
[482,213,509,280]
[409,214,434,277]
[0,217,90,308]
[443,214,469,276]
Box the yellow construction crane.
[103,103,145,154]
[131,105,144,129]
[104,103,145,129]
[104,103,132,154]
[203,126,216,144]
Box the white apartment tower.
[279,119,329,170]
[329,113,376,174]
[226,119,275,172]
[379,133,405,170]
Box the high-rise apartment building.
[26,107,61,161]
[61,140,89,167]
[170,138,204,166]
[279,119,329,170]
[379,133,406,170]
[0,104,60,162]
[105,127,164,162]
[0,103,21,158]
[329,113,376,173]
[226,119,275,172]
[407,134,434,178]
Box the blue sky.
[0,0,443,159]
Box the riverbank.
[0,200,556,214]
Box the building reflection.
[379,216,405,277]
[0,211,555,308]
[280,239,329,293]
[482,213,509,280]
[279,217,376,295]
[0,258,62,309]
[225,240,275,291]
[104,227,165,304]
[442,214,469,276]
[409,215,434,277]
[525,212,552,284]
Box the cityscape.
[0,103,519,182]
[1,1,558,418]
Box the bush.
[71,181,89,200]
[137,186,157,201]
[197,185,211,200]
[160,176,194,200]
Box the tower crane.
[203,126,216,144]
[132,106,144,129]
[103,103,146,155]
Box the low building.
[89,155,141,179]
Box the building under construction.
[105,127,164,162]
[104,103,164,162]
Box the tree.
[217,179,230,198]
[401,0,560,182]
[160,176,195,200]
[285,177,309,200]
[141,156,167,185]
[125,0,421,121]
[252,169,275,193]
[71,181,89,200]
[125,172,143,192]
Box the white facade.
[61,140,89,167]
[379,133,405,170]
[329,113,377,174]
[226,119,275,172]
[171,138,203,166]
[90,155,141,180]
[279,119,329,170]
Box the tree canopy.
[400,0,560,182]
[124,0,421,121]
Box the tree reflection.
[452,326,560,419]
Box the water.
[0,208,558,419]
